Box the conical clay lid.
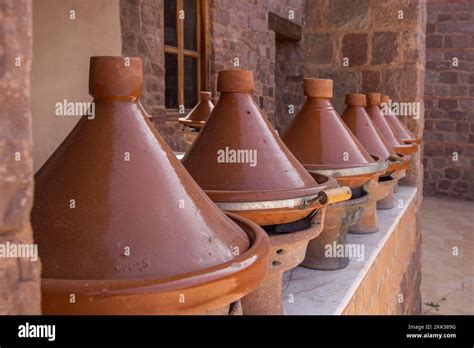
[366,93,417,155]
[341,93,395,160]
[280,79,376,170]
[182,70,324,203]
[179,91,214,128]
[381,94,420,143]
[32,57,251,281]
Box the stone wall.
[342,196,421,314]
[0,0,41,314]
[304,0,425,315]
[209,0,304,129]
[423,0,474,201]
[120,0,168,135]
[303,0,426,191]
[120,0,305,150]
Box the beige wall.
[32,0,122,170]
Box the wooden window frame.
[164,0,209,115]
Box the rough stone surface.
[120,0,170,141]
[120,0,304,151]
[424,0,474,201]
[372,32,399,65]
[304,0,426,195]
[305,33,333,65]
[0,0,41,314]
[342,33,368,67]
[327,0,371,30]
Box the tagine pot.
[341,93,409,177]
[366,93,417,157]
[280,79,386,255]
[32,57,270,315]
[179,91,214,145]
[302,185,369,270]
[381,95,421,145]
[281,79,387,190]
[340,93,405,221]
[182,70,351,314]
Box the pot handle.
[317,186,352,205]
[300,186,352,209]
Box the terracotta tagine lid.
[366,93,417,156]
[178,91,214,128]
[32,57,269,314]
[341,93,408,175]
[381,94,421,145]
[280,79,387,188]
[182,70,329,203]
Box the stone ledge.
[268,12,302,41]
[283,186,418,315]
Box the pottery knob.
[381,95,390,104]
[89,56,143,99]
[217,70,254,93]
[303,78,333,98]
[345,93,367,107]
[366,93,381,106]
[200,91,212,100]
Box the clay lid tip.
[366,92,381,106]
[217,70,254,93]
[89,56,143,99]
[345,93,367,107]
[381,95,390,103]
[303,78,333,98]
[200,91,212,100]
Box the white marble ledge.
[282,186,418,315]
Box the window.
[164,0,209,111]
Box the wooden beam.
[268,12,302,41]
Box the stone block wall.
[342,196,421,314]
[423,0,474,201]
[209,0,304,131]
[120,0,168,133]
[120,0,305,151]
[303,0,426,191]
[0,0,41,314]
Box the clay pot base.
[307,155,387,190]
[182,125,201,145]
[41,213,269,315]
[386,156,409,176]
[403,138,422,145]
[301,191,369,270]
[348,185,378,234]
[212,174,345,226]
[394,143,418,156]
[241,208,325,314]
[374,176,398,210]
[349,175,397,234]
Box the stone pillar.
[423,0,474,201]
[120,0,167,131]
[0,0,41,314]
[303,0,426,191]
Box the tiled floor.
[421,196,474,315]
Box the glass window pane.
[164,0,177,47]
[165,53,178,109]
[184,56,198,109]
[183,0,197,51]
